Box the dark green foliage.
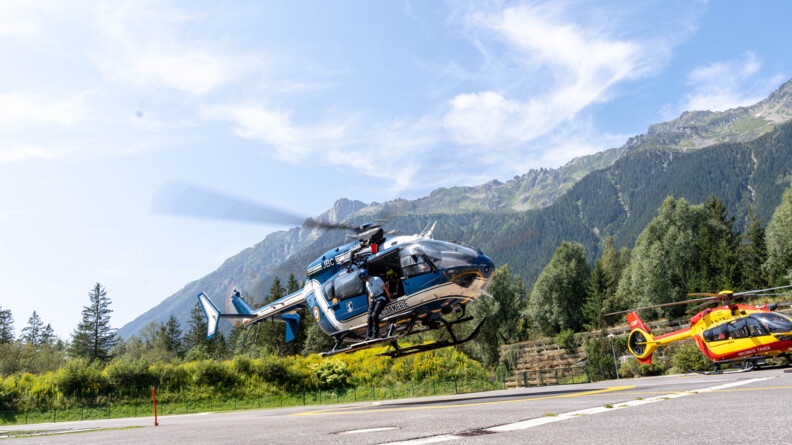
[584,336,617,382]
[191,360,238,390]
[105,358,156,396]
[0,306,14,345]
[69,283,118,363]
[739,208,768,290]
[301,318,336,355]
[670,342,712,373]
[465,265,527,367]
[764,183,792,285]
[526,242,590,335]
[20,311,45,346]
[56,359,109,398]
[555,329,578,354]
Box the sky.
[1,0,791,340]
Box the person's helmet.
[358,269,369,279]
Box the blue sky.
[1,0,791,339]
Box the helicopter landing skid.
[692,357,767,375]
[377,316,486,359]
[319,315,485,358]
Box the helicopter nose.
[478,254,495,278]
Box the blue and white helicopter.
[154,183,495,358]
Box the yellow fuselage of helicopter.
[627,305,792,364]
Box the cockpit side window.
[727,318,749,339]
[746,316,769,337]
[401,252,431,278]
[703,323,728,342]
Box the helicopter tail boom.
[626,311,694,364]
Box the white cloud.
[92,2,241,96]
[442,2,674,152]
[0,144,69,163]
[678,52,773,112]
[0,92,88,127]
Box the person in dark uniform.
[359,269,390,340]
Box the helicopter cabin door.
[323,270,368,322]
[365,247,404,299]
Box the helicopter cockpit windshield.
[751,312,792,333]
[414,240,479,269]
[702,312,792,342]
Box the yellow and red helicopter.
[613,285,792,372]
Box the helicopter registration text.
[381,300,409,318]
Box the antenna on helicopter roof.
[420,221,436,238]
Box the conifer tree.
[0,306,14,344]
[21,311,45,346]
[159,314,184,357]
[68,283,117,362]
[739,207,768,290]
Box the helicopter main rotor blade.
[604,296,719,317]
[151,181,350,230]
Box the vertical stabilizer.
[197,292,221,339]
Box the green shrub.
[190,360,238,390]
[555,329,578,354]
[584,337,616,381]
[150,362,189,392]
[105,358,156,396]
[55,359,108,398]
[310,359,351,390]
[669,342,712,373]
[0,378,19,411]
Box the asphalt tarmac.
[2,367,791,444]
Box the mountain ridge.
[118,79,792,340]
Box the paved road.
[3,368,791,444]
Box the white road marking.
[383,377,771,445]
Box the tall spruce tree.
[21,311,45,346]
[739,207,768,290]
[0,306,14,344]
[68,283,117,362]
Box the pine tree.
[254,277,287,356]
[68,283,117,363]
[0,306,14,344]
[159,315,184,357]
[739,207,768,290]
[184,303,209,351]
[583,260,612,329]
[21,311,45,346]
